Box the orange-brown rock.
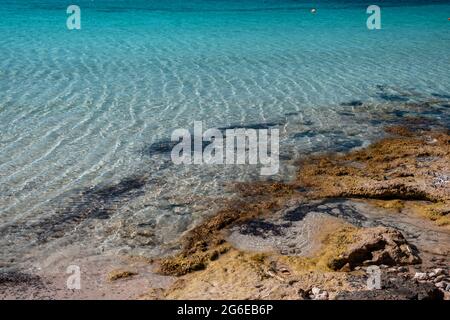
[328,227,421,271]
[295,128,450,226]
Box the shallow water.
[1,0,450,268]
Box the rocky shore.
[146,121,450,300]
[1,116,449,300]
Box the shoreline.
[146,121,449,299]
[2,118,449,300]
[1,0,450,302]
[155,120,450,299]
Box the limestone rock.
[329,227,421,270]
[433,268,446,276]
[310,287,328,300]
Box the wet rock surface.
[335,277,443,300]
[156,121,450,300]
[329,227,421,271]
[226,197,450,266]
[227,206,347,256]
[227,199,375,255]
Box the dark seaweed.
[283,199,369,227]
[293,130,317,139]
[142,138,212,156]
[340,100,363,107]
[378,94,410,102]
[432,93,450,99]
[218,121,283,131]
[238,219,289,238]
[142,121,283,157]
[0,271,44,287]
[0,176,151,244]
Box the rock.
[310,287,329,300]
[329,227,421,271]
[428,272,436,278]
[446,284,450,292]
[433,268,446,276]
[435,281,446,289]
[434,275,445,283]
[311,287,321,295]
[414,272,428,281]
[315,292,328,300]
[335,277,443,300]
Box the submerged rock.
[329,227,421,271]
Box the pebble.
[331,208,341,215]
[311,287,329,300]
[414,272,428,281]
[315,292,328,300]
[433,268,445,276]
[311,287,321,295]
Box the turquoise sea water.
[1,1,450,267]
